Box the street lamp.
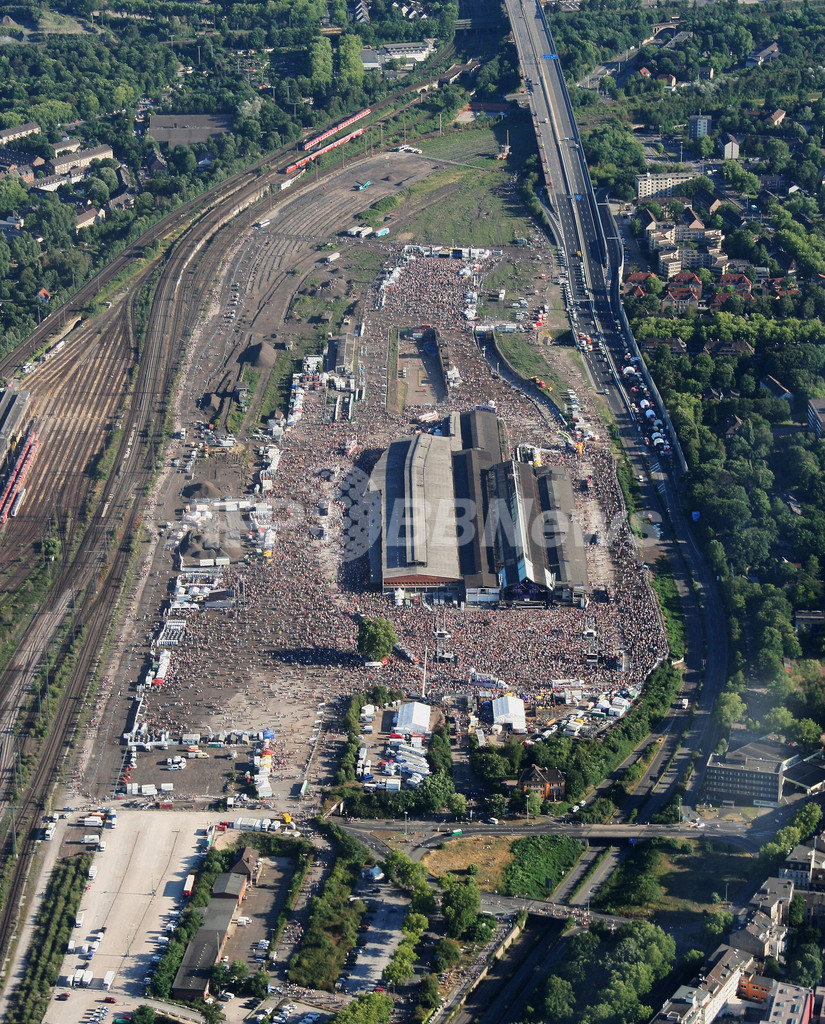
[404,811,408,838]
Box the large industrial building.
[366,409,588,604]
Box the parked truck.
[103,971,115,991]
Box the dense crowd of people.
[126,243,667,746]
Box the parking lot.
[338,878,409,996]
[219,855,295,969]
[48,809,216,1023]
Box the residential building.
[671,270,703,298]
[780,842,825,890]
[759,375,793,401]
[518,765,565,801]
[767,109,786,127]
[53,137,82,156]
[661,286,699,312]
[229,846,259,880]
[623,271,656,295]
[747,41,780,66]
[636,170,700,199]
[0,122,40,146]
[750,877,794,924]
[738,973,775,1003]
[689,114,711,139]
[693,188,723,216]
[650,945,753,1024]
[794,610,825,632]
[720,133,740,160]
[49,145,113,175]
[698,66,714,80]
[729,910,787,960]
[718,273,753,296]
[807,398,825,438]
[32,170,85,192]
[0,213,25,239]
[639,336,686,357]
[75,207,105,231]
[764,983,814,1024]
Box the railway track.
[0,72,461,970]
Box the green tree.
[543,976,574,1022]
[487,793,508,818]
[434,937,461,968]
[133,1009,156,1024]
[199,1000,226,1024]
[418,973,440,1010]
[448,792,467,818]
[789,893,805,929]
[713,692,746,729]
[793,718,822,749]
[356,617,398,661]
[761,706,794,735]
[339,34,364,86]
[247,970,270,999]
[441,875,481,937]
[526,791,542,817]
[310,38,333,88]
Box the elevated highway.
[503,0,730,817]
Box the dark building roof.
[149,113,233,146]
[368,410,587,600]
[212,872,246,898]
[230,846,259,878]
[538,466,589,597]
[171,898,236,1000]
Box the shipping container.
[326,252,340,263]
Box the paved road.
[502,0,730,822]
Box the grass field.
[494,331,566,410]
[650,556,687,660]
[258,334,323,423]
[422,836,515,892]
[402,166,534,246]
[597,839,753,939]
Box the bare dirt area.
[422,836,515,892]
[74,149,665,811]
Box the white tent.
[492,695,526,732]
[396,701,432,734]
